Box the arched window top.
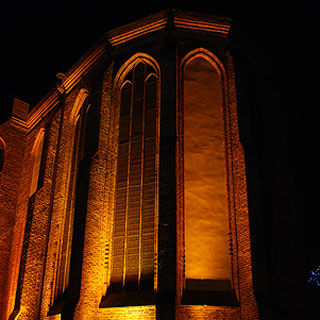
[0,137,5,172]
[114,53,160,89]
[30,129,46,196]
[70,88,90,127]
[121,59,158,86]
[134,61,145,74]
[145,73,157,83]
[0,137,5,149]
[31,129,45,156]
[76,96,90,120]
[181,48,226,81]
[121,80,133,91]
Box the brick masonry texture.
[0,10,263,320]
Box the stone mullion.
[126,64,144,290]
[142,75,157,289]
[111,81,131,290]
[123,80,133,288]
[138,71,146,289]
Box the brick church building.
[0,10,304,320]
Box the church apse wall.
[0,10,264,320]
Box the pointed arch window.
[13,127,48,314]
[182,53,234,305]
[57,97,90,297]
[106,60,159,303]
[0,138,5,172]
[30,130,45,196]
[53,93,100,305]
[74,97,99,163]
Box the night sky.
[1,1,319,277]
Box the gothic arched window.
[54,93,100,303]
[108,60,159,298]
[30,130,45,196]
[0,138,5,172]
[182,53,232,302]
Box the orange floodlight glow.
[184,56,231,282]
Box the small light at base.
[307,265,320,287]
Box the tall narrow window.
[30,130,45,196]
[37,122,51,190]
[54,95,100,304]
[183,56,232,303]
[0,138,5,172]
[109,61,158,297]
[14,129,46,313]
[55,98,89,301]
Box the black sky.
[1,1,320,273]
[2,1,318,116]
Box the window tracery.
[109,60,159,296]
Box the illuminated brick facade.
[0,10,267,320]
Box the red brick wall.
[179,305,240,320]
[0,99,29,319]
[0,12,263,320]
